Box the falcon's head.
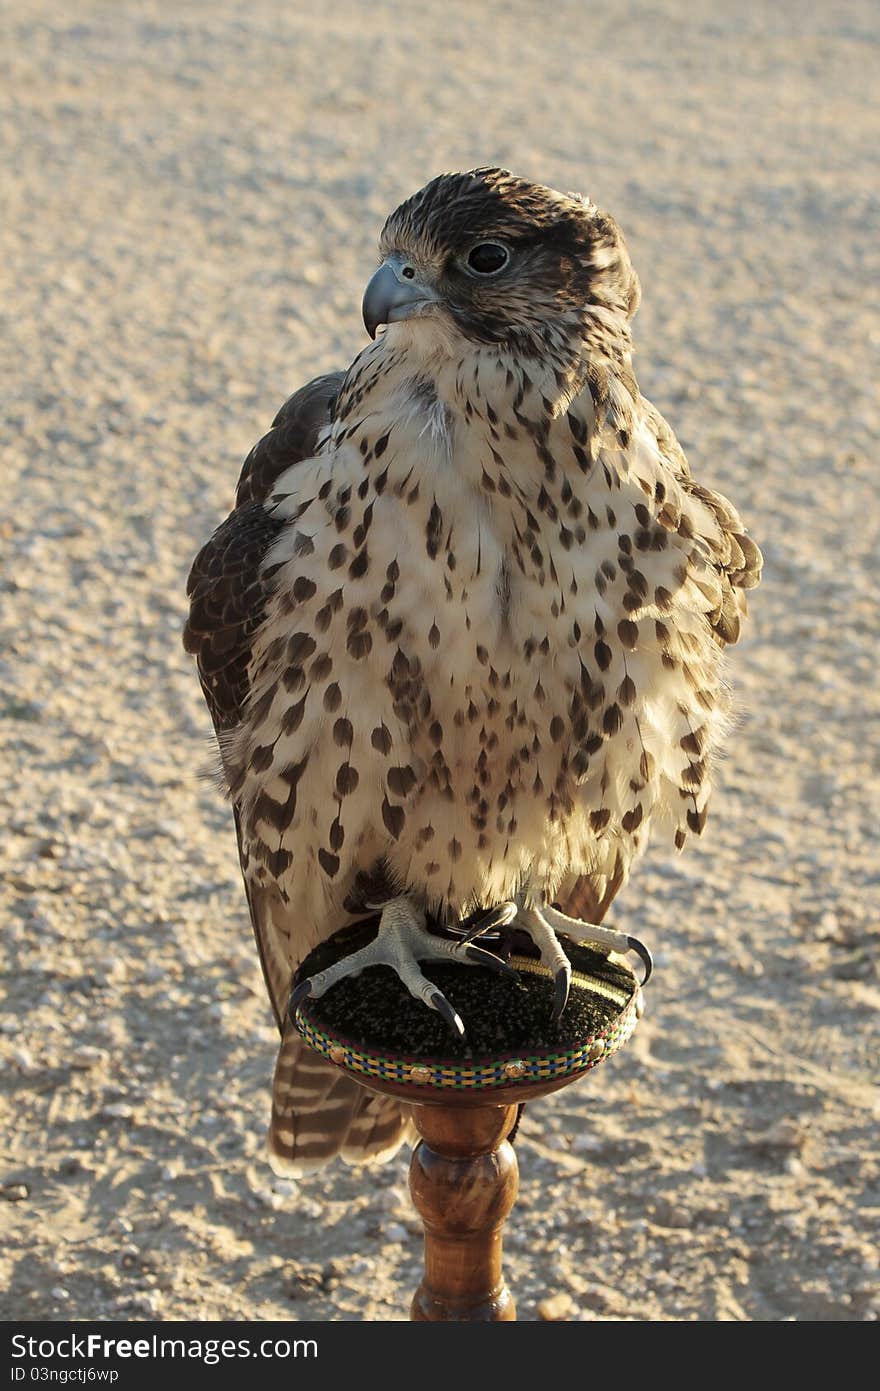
[363,167,641,362]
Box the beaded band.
[293,956,640,1092]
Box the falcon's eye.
[465,242,510,276]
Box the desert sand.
[1,0,877,1321]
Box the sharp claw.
[460,923,489,945]
[430,990,465,1038]
[551,962,572,1023]
[287,978,313,1022]
[460,901,518,944]
[463,944,519,980]
[627,935,653,987]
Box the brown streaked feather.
[644,401,762,651]
[233,807,289,1031]
[556,847,628,925]
[183,373,345,734]
[183,501,287,731]
[236,372,344,508]
[268,1027,415,1174]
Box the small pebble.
[383,1223,410,1243]
[538,1292,577,1321]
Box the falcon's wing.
[234,373,345,510]
[639,399,762,647]
[183,372,344,1024]
[184,372,344,736]
[557,400,762,924]
[183,373,414,1172]
[182,372,414,1174]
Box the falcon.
[184,168,761,1174]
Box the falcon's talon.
[460,900,519,945]
[287,978,312,1021]
[430,990,465,1038]
[626,935,654,988]
[510,904,652,1021]
[463,943,519,980]
[552,963,572,1024]
[512,906,574,1023]
[536,905,653,988]
[285,894,507,1038]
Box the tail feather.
[268,1026,414,1175]
[341,1094,415,1166]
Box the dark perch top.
[292,922,641,1107]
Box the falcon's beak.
[362,258,440,339]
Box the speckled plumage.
[184,168,761,1173]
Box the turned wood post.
[409,1102,519,1322]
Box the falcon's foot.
[496,904,653,1023]
[288,894,517,1039]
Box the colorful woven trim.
[293,958,640,1091]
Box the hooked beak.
[362,258,440,339]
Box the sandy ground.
[1,0,878,1322]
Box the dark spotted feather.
[558,405,761,924]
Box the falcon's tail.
[268,1025,415,1175]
